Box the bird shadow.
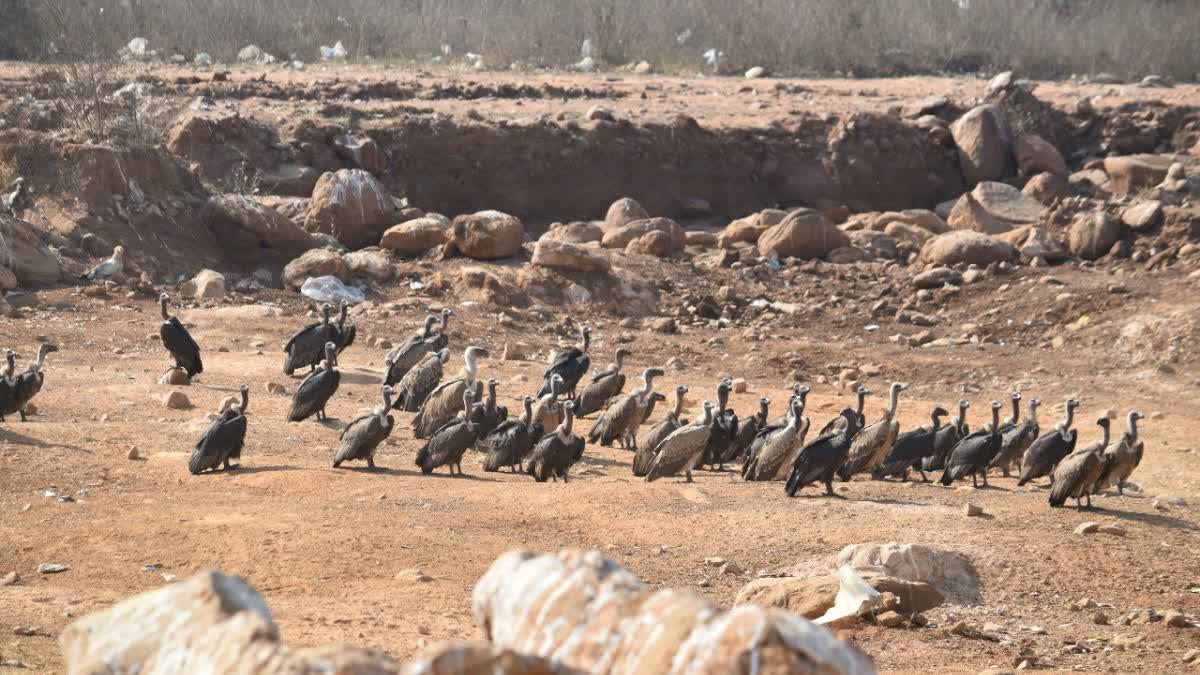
[340,370,383,386]
[333,466,421,477]
[202,464,298,476]
[578,454,626,469]
[424,472,499,482]
[0,427,91,454]
[1081,505,1198,531]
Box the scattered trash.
[300,275,365,305]
[815,566,882,625]
[703,48,724,73]
[193,52,212,67]
[864,324,881,331]
[237,45,262,62]
[125,37,149,58]
[320,41,349,61]
[408,280,425,291]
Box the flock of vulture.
[147,295,1150,510]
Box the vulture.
[525,401,585,482]
[530,374,564,432]
[696,379,739,471]
[384,314,443,386]
[411,346,488,439]
[744,396,809,481]
[392,348,450,412]
[766,383,810,428]
[469,378,507,440]
[988,395,1040,477]
[644,401,715,483]
[633,385,688,477]
[159,293,203,381]
[819,385,869,436]
[0,351,16,421]
[574,348,631,418]
[837,382,905,481]
[536,326,591,400]
[873,406,949,482]
[1017,398,1081,486]
[481,396,544,473]
[332,301,356,354]
[189,384,249,474]
[641,391,667,424]
[1048,417,1110,510]
[286,342,341,422]
[79,245,125,282]
[6,343,58,421]
[283,303,336,376]
[784,407,862,498]
[415,389,477,475]
[333,386,395,469]
[1092,411,1145,496]
[924,399,970,474]
[587,367,664,449]
[719,397,769,469]
[939,401,1004,488]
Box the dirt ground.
[1,64,1199,673]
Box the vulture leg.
[971,474,978,488]
[919,470,929,483]
[981,472,990,488]
[333,459,343,468]
[18,408,26,422]
[1116,482,1124,496]
[684,467,693,483]
[367,457,376,470]
[1085,493,1093,510]
[1075,495,1083,512]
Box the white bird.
[79,245,125,282]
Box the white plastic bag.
[300,275,364,305]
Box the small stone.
[37,563,68,574]
[1092,611,1109,625]
[162,391,191,410]
[1183,648,1200,663]
[13,626,37,636]
[859,364,882,377]
[1072,598,1098,611]
[1152,499,1169,512]
[665,357,686,371]
[1097,524,1126,537]
[963,503,984,517]
[0,571,17,586]
[650,317,677,334]
[876,610,905,628]
[502,342,528,361]
[697,578,711,588]
[1074,522,1099,535]
[127,447,140,460]
[704,556,726,567]
[720,561,742,575]
[266,382,287,396]
[1163,610,1190,628]
[158,367,190,385]
[731,378,748,393]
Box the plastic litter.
[193,52,212,67]
[300,276,364,305]
[815,566,883,625]
[126,38,148,57]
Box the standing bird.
[333,386,395,469]
[79,245,125,282]
[1017,399,1081,486]
[0,350,16,421]
[697,379,739,471]
[767,383,810,428]
[283,304,335,376]
[392,348,450,412]
[189,384,249,474]
[587,367,665,449]
[939,401,1004,488]
[574,348,631,418]
[873,406,949,482]
[415,390,477,475]
[525,401,585,482]
[925,399,970,474]
[158,293,203,382]
[332,301,356,354]
[530,374,565,432]
[645,401,716,483]
[641,391,667,423]
[819,385,869,436]
[481,396,544,473]
[537,326,591,400]
[1092,411,1145,496]
[1049,417,1110,511]
[384,315,440,386]
[469,378,507,439]
[745,397,810,481]
[7,343,59,421]
[785,408,862,498]
[411,346,488,439]
[287,342,341,422]
[633,385,689,477]
[837,382,905,481]
[720,397,769,469]
[989,396,1040,477]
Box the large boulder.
[757,210,849,260]
[1022,171,1068,205]
[256,163,319,197]
[1121,200,1163,232]
[332,133,387,174]
[180,269,226,299]
[921,230,1016,266]
[1014,134,1067,177]
[445,210,526,260]
[1103,154,1180,194]
[302,169,395,249]
[531,239,611,273]
[343,248,394,282]
[540,221,603,245]
[1067,211,1122,260]
[1,215,60,286]
[600,217,684,253]
[719,208,788,248]
[948,181,1044,234]
[603,197,649,232]
[625,229,679,258]
[203,194,314,256]
[833,542,982,605]
[735,571,946,618]
[473,549,873,675]
[950,104,1015,185]
[282,248,350,290]
[379,216,451,256]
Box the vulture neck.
[885,386,901,419]
[521,399,533,426]
[930,411,944,431]
[558,408,574,441]
[1098,423,1110,450]
[1126,413,1139,442]
[463,351,480,383]
[240,389,250,415]
[1058,406,1075,440]
[1009,398,1021,425]
[160,300,170,321]
[671,391,685,420]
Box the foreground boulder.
[203,194,314,256]
[379,216,451,256]
[736,570,946,618]
[950,104,1015,186]
[473,549,873,674]
[921,230,1016,266]
[600,217,684,253]
[1,215,60,286]
[180,269,226,299]
[444,210,525,260]
[948,182,1043,234]
[1067,211,1122,260]
[303,169,394,249]
[603,196,649,231]
[719,208,788,248]
[282,248,351,290]
[758,210,849,260]
[833,542,981,605]
[530,239,611,273]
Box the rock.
[217,396,239,414]
[896,209,951,234]
[1097,524,1126,537]
[474,549,872,674]
[1019,227,1070,262]
[961,268,986,284]
[1104,154,1179,194]
[634,61,653,74]
[744,66,766,78]
[257,163,320,197]
[604,197,650,232]
[665,356,685,371]
[266,382,287,396]
[1185,648,1200,664]
[913,267,963,289]
[162,391,191,410]
[950,104,1015,186]
[586,105,616,121]
[949,182,1043,234]
[541,221,604,245]
[720,561,742,575]
[1121,201,1163,232]
[302,169,394,249]
[684,231,718,247]
[885,221,934,248]
[1022,172,1068,205]
[342,249,394,282]
[922,231,1016,266]
[1,215,61,286]
[1163,610,1190,628]
[736,571,946,617]
[379,216,451,256]
[127,447,140,460]
[180,269,226,300]
[0,571,18,586]
[1074,522,1099,535]
[876,611,905,628]
[564,283,592,304]
[758,210,849,260]
[1014,135,1067,177]
[1092,611,1110,625]
[1067,212,1121,260]
[159,368,190,385]
[650,318,676,334]
[204,194,315,256]
[719,209,787,248]
[38,563,68,574]
[0,264,18,291]
[445,210,525,260]
[847,231,898,259]
[625,229,680,258]
[963,503,984,517]
[602,217,685,253]
[332,133,387,174]
[834,542,982,605]
[731,378,748,393]
[529,239,611,273]
[282,249,350,290]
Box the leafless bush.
[5,0,1200,80]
